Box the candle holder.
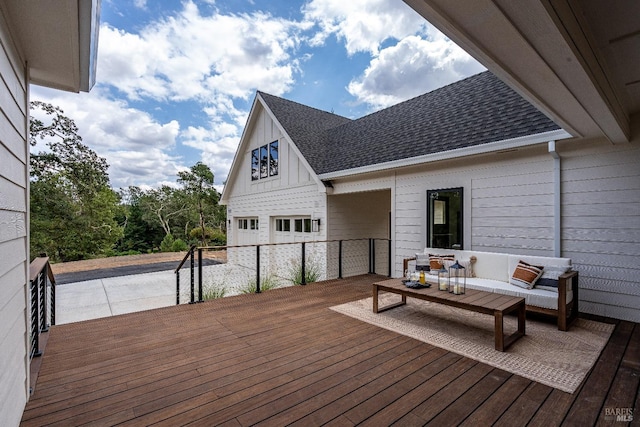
[448,261,466,295]
[438,266,448,291]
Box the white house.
[221,4,640,324]
[0,1,99,425]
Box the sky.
[30,0,485,193]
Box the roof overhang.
[319,129,572,180]
[403,0,640,144]
[1,0,100,93]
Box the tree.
[177,162,222,245]
[29,101,122,261]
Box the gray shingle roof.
[259,71,560,176]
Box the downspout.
[548,141,561,257]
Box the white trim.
[318,129,572,180]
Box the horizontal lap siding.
[560,139,640,322]
[0,8,29,427]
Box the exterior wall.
[327,189,391,277]
[331,139,640,323]
[559,137,640,322]
[225,106,327,279]
[0,9,30,427]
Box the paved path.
[53,261,292,324]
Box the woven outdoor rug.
[330,294,614,393]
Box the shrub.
[201,284,226,300]
[160,234,175,252]
[189,227,227,246]
[171,238,188,252]
[287,257,321,285]
[238,274,280,294]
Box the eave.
[1,0,100,93]
[403,0,639,144]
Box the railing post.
[301,242,306,285]
[338,240,343,279]
[256,245,261,293]
[198,248,203,302]
[369,238,375,274]
[388,239,392,278]
[189,248,195,304]
[40,269,48,332]
[30,278,41,358]
[176,270,180,305]
[50,273,56,326]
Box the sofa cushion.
[510,260,544,289]
[466,278,571,310]
[535,265,572,292]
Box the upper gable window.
[252,140,278,181]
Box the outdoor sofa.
[403,248,579,331]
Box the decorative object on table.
[415,253,429,272]
[419,269,426,284]
[401,279,430,289]
[448,260,466,294]
[438,265,448,291]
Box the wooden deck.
[22,274,639,426]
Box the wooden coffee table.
[373,279,526,351]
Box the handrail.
[28,256,56,359]
[175,237,392,304]
[174,244,197,273]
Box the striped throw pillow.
[428,254,455,271]
[510,260,544,289]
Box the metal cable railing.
[28,256,56,359]
[175,238,392,304]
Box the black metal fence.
[175,238,392,304]
[28,256,56,359]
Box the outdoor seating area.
[22,274,638,426]
[404,249,579,331]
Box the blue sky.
[31,0,484,192]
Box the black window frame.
[426,187,463,250]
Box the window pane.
[304,218,311,233]
[238,219,243,229]
[427,188,463,249]
[250,219,256,230]
[251,149,259,181]
[269,141,278,176]
[260,145,268,178]
[283,219,290,232]
[276,219,282,231]
[294,219,303,232]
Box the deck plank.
[20,274,640,426]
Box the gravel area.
[49,250,227,275]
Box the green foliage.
[189,227,226,246]
[238,274,280,294]
[201,284,226,300]
[28,102,228,261]
[171,238,189,252]
[160,234,175,252]
[287,257,321,285]
[178,162,222,245]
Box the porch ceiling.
[403,0,640,144]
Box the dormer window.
[252,140,278,180]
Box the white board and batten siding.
[225,106,327,275]
[0,8,30,427]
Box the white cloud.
[30,86,184,190]
[98,2,305,103]
[302,0,427,55]
[347,34,485,109]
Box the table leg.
[372,285,407,313]
[495,300,526,351]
